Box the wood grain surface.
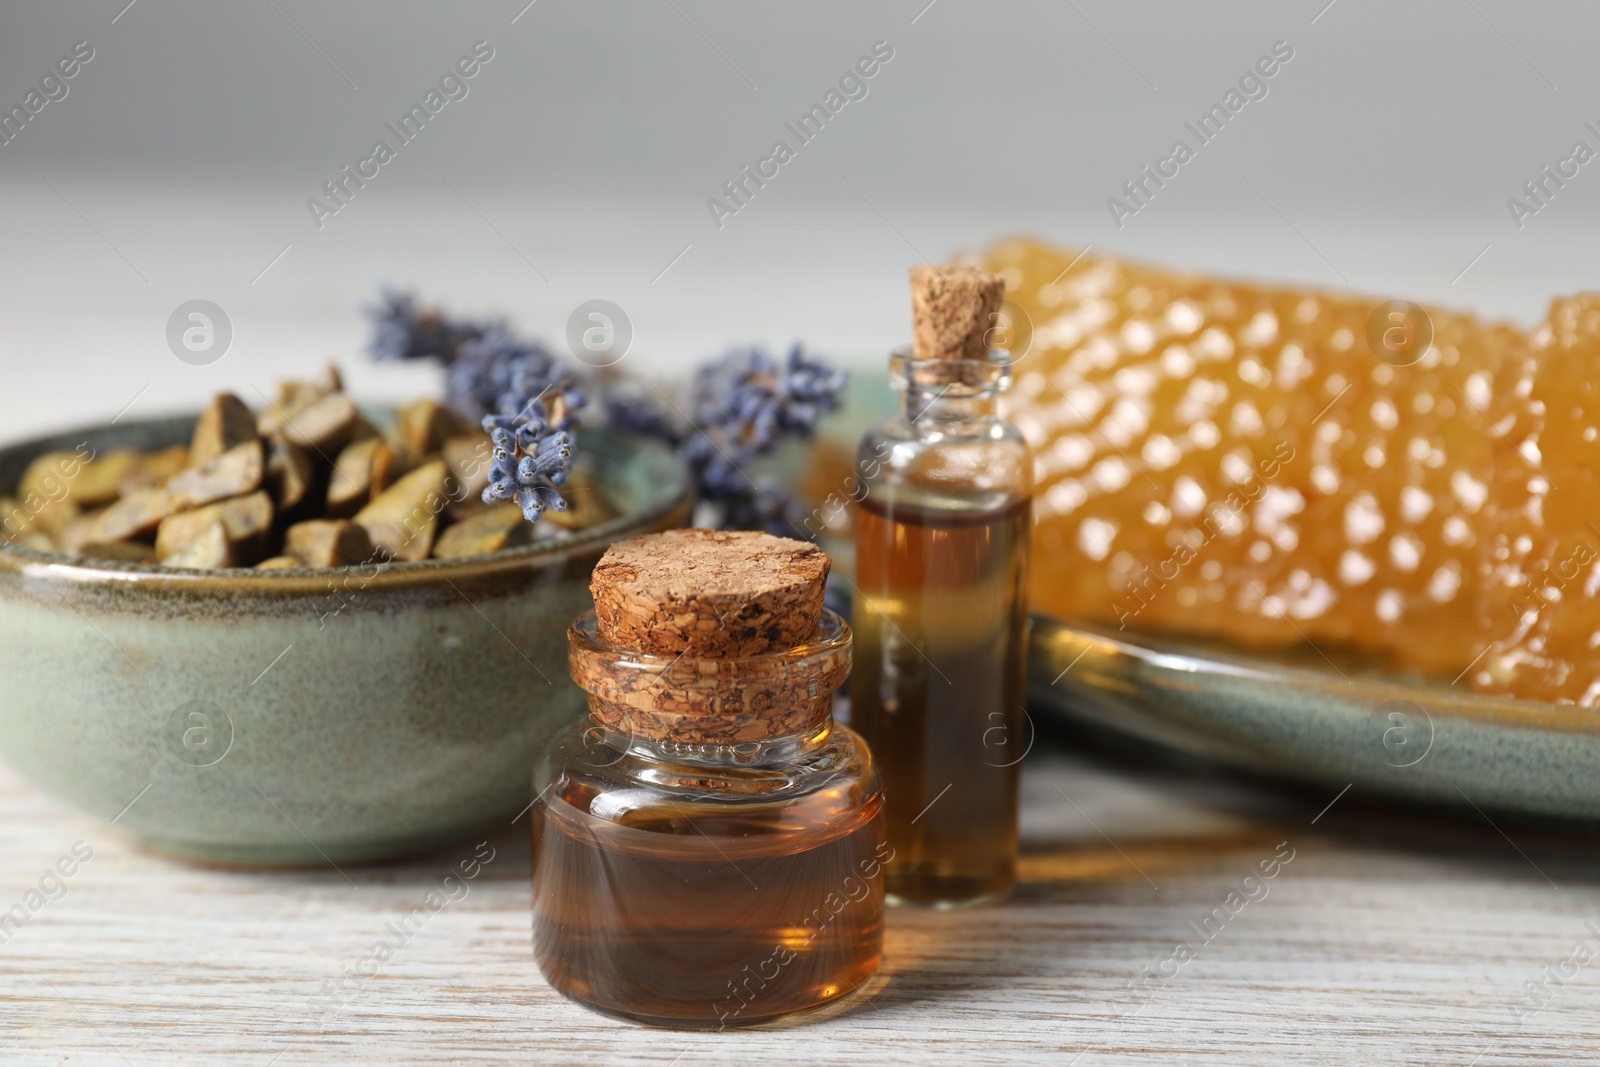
[1,739,1597,1066]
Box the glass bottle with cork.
[851,265,1033,908]
[530,528,887,1028]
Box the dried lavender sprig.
[602,391,684,446]
[611,344,846,535]
[682,344,846,503]
[716,479,801,537]
[450,327,587,426]
[366,289,487,363]
[481,408,574,524]
[365,289,586,431]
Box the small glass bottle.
[530,529,886,1028]
[852,266,1033,908]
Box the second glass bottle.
[851,265,1033,908]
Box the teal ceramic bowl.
[1029,617,1600,822]
[0,415,692,865]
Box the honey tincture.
[531,528,886,1027]
[852,265,1033,907]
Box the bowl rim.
[0,411,694,594]
[1030,615,1600,737]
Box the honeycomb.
[985,238,1539,683]
[1476,296,1600,704]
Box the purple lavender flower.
[717,480,800,537]
[601,391,683,446]
[365,290,585,428]
[365,289,486,364]
[450,328,586,425]
[637,343,846,535]
[367,288,584,525]
[481,407,574,524]
[685,345,844,494]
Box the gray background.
[0,0,1595,438]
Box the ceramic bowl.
[0,415,692,865]
[1029,617,1600,822]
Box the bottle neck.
[889,348,1012,436]
[587,716,835,768]
[567,607,852,765]
[900,383,1001,427]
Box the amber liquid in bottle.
[532,761,886,1028]
[852,494,1031,906]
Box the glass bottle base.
[548,963,884,1030]
[885,874,1015,910]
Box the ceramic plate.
[1027,616,1600,822]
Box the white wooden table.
[2,731,1595,1066]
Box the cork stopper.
[909,264,1006,362]
[589,528,829,658]
[573,529,845,746]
